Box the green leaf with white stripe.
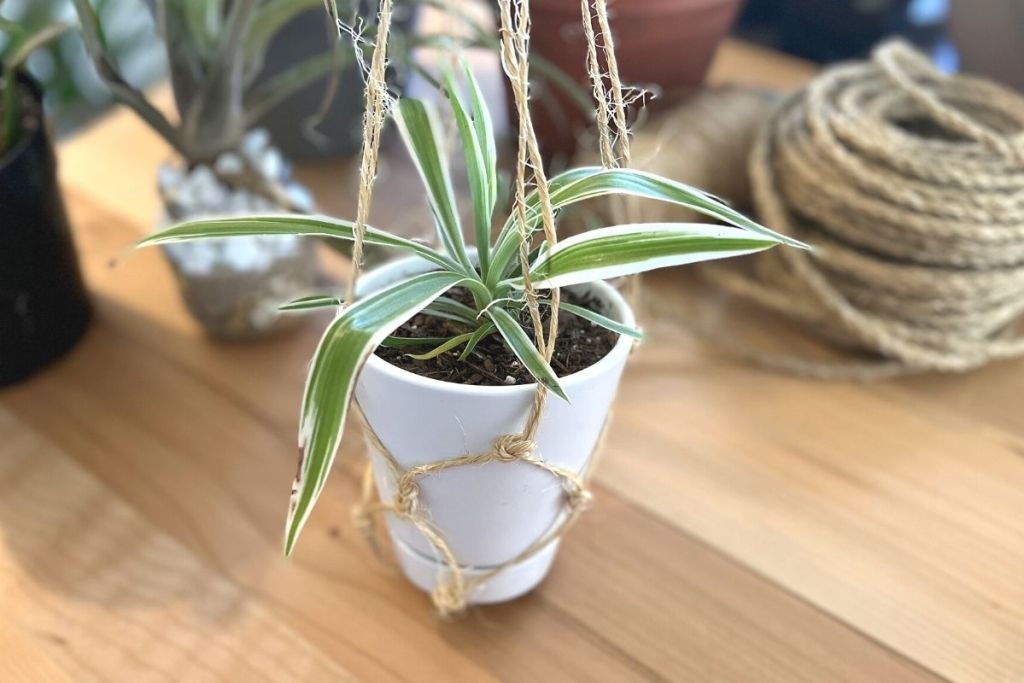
[382,335,453,348]
[487,167,807,285]
[458,321,497,360]
[546,300,644,340]
[394,98,474,273]
[425,296,478,324]
[463,62,498,214]
[444,68,496,277]
[406,332,476,360]
[279,294,343,312]
[487,307,568,401]
[139,213,460,271]
[286,270,466,556]
[521,223,780,289]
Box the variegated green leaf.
[406,332,476,360]
[138,213,459,271]
[463,62,498,217]
[382,335,453,348]
[521,223,780,289]
[487,308,568,401]
[394,98,474,273]
[444,68,495,277]
[458,320,496,360]
[544,300,644,340]
[287,270,466,555]
[426,296,478,324]
[488,167,807,285]
[279,294,343,312]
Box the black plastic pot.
[0,74,91,386]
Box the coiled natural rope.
[347,0,630,615]
[704,40,1024,379]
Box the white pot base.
[393,536,561,605]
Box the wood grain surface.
[2,36,1022,683]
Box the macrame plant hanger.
[348,0,634,615]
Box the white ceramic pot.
[354,256,634,604]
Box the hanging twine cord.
[703,40,1024,379]
[580,0,641,303]
[344,0,395,305]
[499,0,561,359]
[580,0,631,170]
[346,0,631,616]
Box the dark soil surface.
[374,287,619,386]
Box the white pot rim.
[360,259,636,398]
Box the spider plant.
[0,4,73,155]
[139,65,807,555]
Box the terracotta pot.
[502,0,743,159]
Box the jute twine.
[703,40,1024,379]
[346,0,630,615]
[579,0,640,301]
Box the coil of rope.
[704,40,1024,380]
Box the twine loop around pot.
[353,407,604,617]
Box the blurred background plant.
[0,0,161,136]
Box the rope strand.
[345,0,394,305]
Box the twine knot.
[564,481,593,510]
[431,579,467,617]
[394,477,420,516]
[492,434,535,462]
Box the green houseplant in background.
[0,5,92,385]
[69,0,489,339]
[69,0,364,339]
[1,0,164,135]
[139,65,806,604]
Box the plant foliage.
[140,65,806,555]
[0,4,73,154]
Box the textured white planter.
[354,256,634,604]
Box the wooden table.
[3,39,1023,682]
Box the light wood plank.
[597,272,1024,683]
[0,617,74,683]
[0,409,354,683]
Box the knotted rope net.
[704,41,1024,380]
[345,0,630,615]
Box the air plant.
[68,0,358,208]
[138,64,806,554]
